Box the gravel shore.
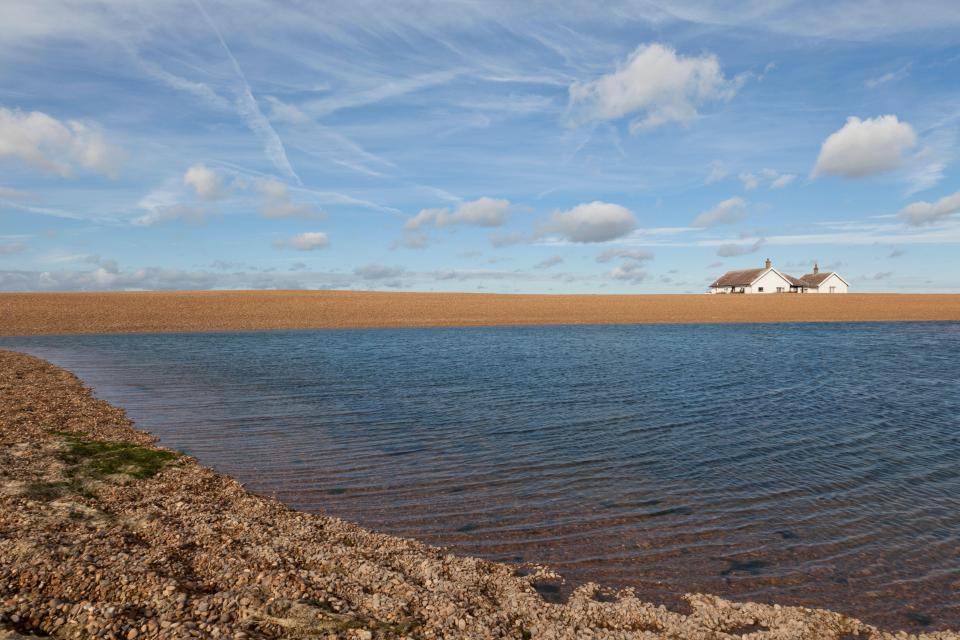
[3,292,960,336]
[1,349,957,640]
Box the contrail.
[191,0,301,184]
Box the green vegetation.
[57,435,178,480]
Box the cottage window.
[757,287,764,292]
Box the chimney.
[813,262,820,274]
[764,258,772,270]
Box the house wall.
[808,273,848,293]
[745,270,793,294]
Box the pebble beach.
[3,292,960,336]
[2,348,958,640]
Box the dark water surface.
[3,323,959,631]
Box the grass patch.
[58,436,178,480]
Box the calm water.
[3,323,959,630]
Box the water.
[3,323,959,631]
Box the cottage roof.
[711,263,848,290]
[800,271,837,287]
[709,268,767,288]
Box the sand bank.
[2,291,960,336]
[1,349,957,639]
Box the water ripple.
[3,322,959,631]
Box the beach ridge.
[3,291,960,336]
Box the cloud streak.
[693,197,747,227]
[406,197,510,230]
[191,0,299,183]
[273,231,330,251]
[899,190,960,226]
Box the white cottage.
[708,259,849,294]
[793,263,849,294]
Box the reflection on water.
[4,322,960,631]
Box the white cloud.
[354,264,405,280]
[596,248,654,263]
[716,238,765,257]
[274,232,329,251]
[598,247,653,283]
[546,201,637,243]
[265,96,309,124]
[739,169,795,191]
[865,65,910,89]
[609,262,648,284]
[738,172,759,191]
[706,161,728,184]
[534,255,563,269]
[903,132,953,195]
[183,164,227,201]
[257,178,322,219]
[568,43,742,132]
[394,232,429,250]
[0,107,124,178]
[770,173,796,189]
[0,265,356,292]
[812,115,917,178]
[405,197,510,230]
[899,191,960,226]
[133,204,211,226]
[693,197,748,227]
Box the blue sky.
[1,0,960,293]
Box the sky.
[2,0,960,293]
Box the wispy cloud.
[596,248,654,263]
[257,177,323,219]
[534,255,563,269]
[134,203,211,226]
[406,197,510,230]
[706,161,728,184]
[191,0,299,183]
[715,238,765,257]
[865,64,910,88]
[303,69,462,118]
[693,197,748,227]
[184,164,228,201]
[273,231,329,251]
[899,190,960,226]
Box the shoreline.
[3,291,960,336]
[1,349,958,639]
